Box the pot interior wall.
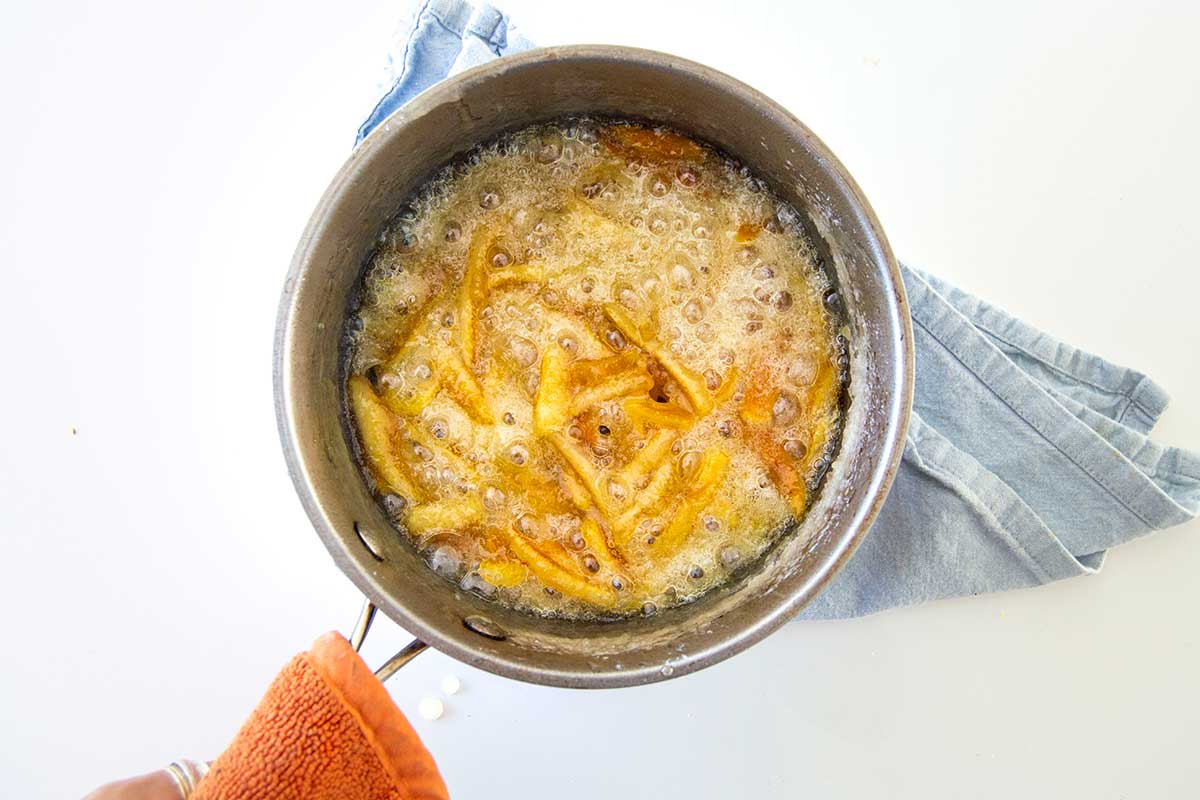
[276,47,910,687]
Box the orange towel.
[192,632,449,800]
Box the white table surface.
[2,1,1198,797]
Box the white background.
[2,1,1198,797]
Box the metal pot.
[274,45,913,688]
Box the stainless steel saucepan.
[274,45,913,688]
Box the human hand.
[83,761,208,799]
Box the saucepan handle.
[349,598,429,682]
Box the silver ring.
[164,760,209,798]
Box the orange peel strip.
[505,530,618,608]
[441,353,494,423]
[612,460,676,546]
[623,397,694,430]
[619,429,678,488]
[603,303,714,415]
[655,449,729,557]
[533,347,572,435]
[347,376,420,500]
[566,368,654,417]
[457,225,492,366]
[406,494,484,537]
[580,516,624,574]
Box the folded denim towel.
[355,0,1200,619]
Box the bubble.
[683,299,705,323]
[751,264,775,280]
[716,420,733,438]
[582,554,600,573]
[520,371,540,398]
[611,576,625,590]
[412,442,434,462]
[703,514,720,531]
[772,391,800,426]
[394,225,418,252]
[648,171,671,197]
[787,358,816,385]
[569,530,586,549]
[507,336,539,367]
[607,478,627,502]
[428,418,449,439]
[479,188,503,209]
[382,493,408,520]
[776,203,801,226]
[535,131,564,164]
[460,572,496,597]
[508,443,529,466]
[783,439,808,459]
[483,486,507,508]
[648,214,669,235]
[568,424,583,440]
[605,329,627,351]
[719,546,742,567]
[719,348,735,365]
[703,369,721,390]
[443,221,462,242]
[669,263,695,289]
[430,546,460,577]
[697,323,715,342]
[753,286,772,304]
[580,276,595,293]
[613,282,639,309]
[503,411,516,425]
[575,121,600,143]
[516,514,536,535]
[378,371,402,392]
[675,164,699,187]
[680,451,701,478]
[771,290,794,311]
[489,246,512,269]
[689,566,705,580]
[558,335,578,355]
[692,224,710,239]
[642,601,658,616]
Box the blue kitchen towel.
[356,0,1200,619]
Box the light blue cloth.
[357,0,1200,619]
